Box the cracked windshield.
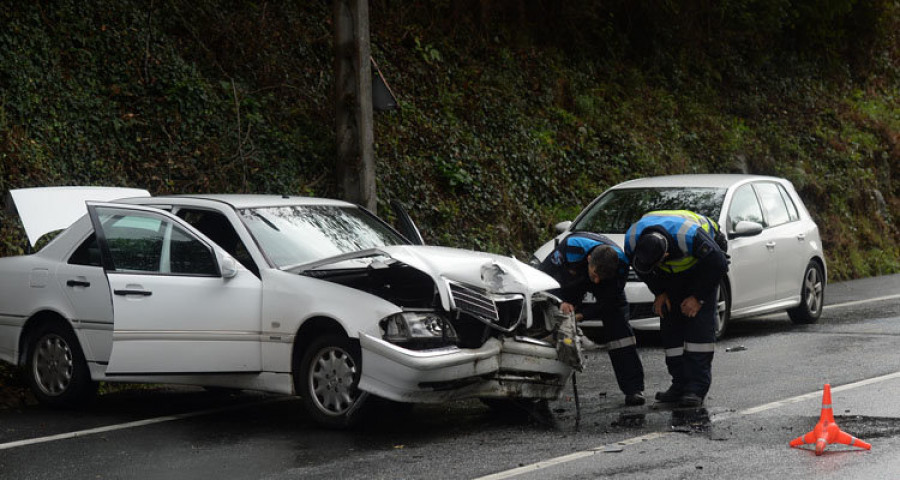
[239,206,404,268]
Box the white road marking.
[824,293,900,310]
[0,397,291,451]
[1,294,897,458]
[474,370,900,480]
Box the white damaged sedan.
[0,187,576,427]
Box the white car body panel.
[1,189,571,418]
[534,174,826,331]
[9,186,149,246]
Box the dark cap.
[632,232,668,274]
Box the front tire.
[296,334,369,428]
[788,261,824,324]
[25,323,97,407]
[714,279,731,340]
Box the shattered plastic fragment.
[725,345,747,352]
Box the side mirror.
[554,221,572,234]
[220,256,239,278]
[731,221,763,238]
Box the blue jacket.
[538,232,628,309]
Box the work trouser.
[583,302,645,395]
[660,288,718,398]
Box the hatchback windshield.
[572,187,726,233]
[238,205,406,268]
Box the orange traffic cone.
[789,384,872,455]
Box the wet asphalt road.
[1,274,899,479]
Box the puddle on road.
[831,415,900,439]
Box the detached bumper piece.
[358,333,573,404]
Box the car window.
[68,234,102,267]
[754,182,791,227]
[97,210,218,275]
[778,184,800,221]
[572,187,726,234]
[177,208,260,277]
[727,184,765,230]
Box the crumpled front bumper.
[358,333,574,403]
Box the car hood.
[8,186,150,247]
[298,245,560,311]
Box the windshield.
[572,187,726,234]
[238,205,406,268]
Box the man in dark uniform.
[624,210,728,407]
[539,232,646,406]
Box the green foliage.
[0,0,898,281]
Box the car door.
[86,203,263,375]
[725,183,776,310]
[57,233,114,362]
[754,182,808,303]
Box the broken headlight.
[380,311,458,350]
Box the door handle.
[765,242,776,250]
[66,280,91,288]
[796,233,806,241]
[114,289,152,297]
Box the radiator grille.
[448,281,525,332]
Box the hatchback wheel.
[26,323,97,407]
[297,334,369,428]
[788,261,824,324]
[714,280,731,340]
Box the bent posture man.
[625,210,728,408]
[539,232,645,406]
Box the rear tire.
[296,334,369,429]
[788,261,824,324]
[25,323,97,407]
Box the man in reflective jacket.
[624,210,728,407]
[539,232,646,406]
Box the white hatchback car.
[1,187,576,428]
[533,174,826,340]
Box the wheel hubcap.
[805,267,823,315]
[32,334,74,396]
[309,346,359,416]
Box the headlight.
[380,311,458,348]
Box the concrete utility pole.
[333,0,376,211]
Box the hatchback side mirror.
[554,221,572,233]
[731,221,764,238]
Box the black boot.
[654,386,683,403]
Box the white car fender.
[260,268,402,340]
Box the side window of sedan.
[69,234,102,267]
[727,184,765,231]
[176,209,260,277]
[99,211,217,276]
[754,182,792,227]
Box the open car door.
[86,202,263,375]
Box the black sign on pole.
[371,57,398,112]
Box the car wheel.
[297,334,369,428]
[26,323,97,407]
[714,280,731,340]
[788,261,824,324]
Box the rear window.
[572,187,726,234]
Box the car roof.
[147,194,357,209]
[610,174,785,189]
